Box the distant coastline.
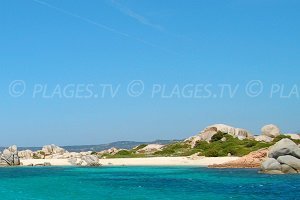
[0,140,181,153]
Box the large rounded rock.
[268,138,298,159]
[68,158,82,166]
[81,155,100,166]
[281,164,298,174]
[235,128,253,140]
[261,124,280,138]
[277,155,300,171]
[260,138,300,174]
[254,135,273,143]
[292,148,300,159]
[1,145,20,166]
[205,124,252,139]
[199,130,217,142]
[185,124,252,147]
[261,158,281,171]
[18,150,33,159]
[8,145,18,153]
[42,144,66,155]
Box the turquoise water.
[0,167,299,200]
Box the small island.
[2,124,299,174]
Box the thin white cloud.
[110,0,164,31]
[33,0,129,38]
[32,0,178,55]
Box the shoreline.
[19,156,240,167]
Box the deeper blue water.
[0,166,299,200]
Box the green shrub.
[211,131,227,142]
[192,135,273,157]
[294,139,300,145]
[245,141,257,147]
[115,150,132,156]
[194,141,210,149]
[273,135,291,142]
[104,133,285,158]
[154,142,193,156]
[204,149,219,157]
[32,153,40,159]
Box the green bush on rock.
[194,135,271,157]
[210,131,227,142]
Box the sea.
[0,166,299,200]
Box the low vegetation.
[194,135,271,157]
[210,131,227,142]
[153,143,196,157]
[101,149,146,158]
[100,133,300,158]
[273,134,300,144]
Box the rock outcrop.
[260,139,300,174]
[42,144,67,155]
[277,155,300,171]
[18,150,34,159]
[0,145,20,166]
[209,148,268,168]
[69,155,101,166]
[254,124,281,142]
[98,147,120,156]
[81,155,100,166]
[186,124,253,147]
[261,158,281,172]
[268,138,298,159]
[136,144,164,154]
[254,135,273,143]
[261,124,280,138]
[36,144,70,159]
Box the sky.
[0,0,300,146]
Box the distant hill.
[0,140,181,152]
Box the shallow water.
[0,166,299,200]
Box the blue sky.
[0,0,300,146]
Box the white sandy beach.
[20,156,239,167]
